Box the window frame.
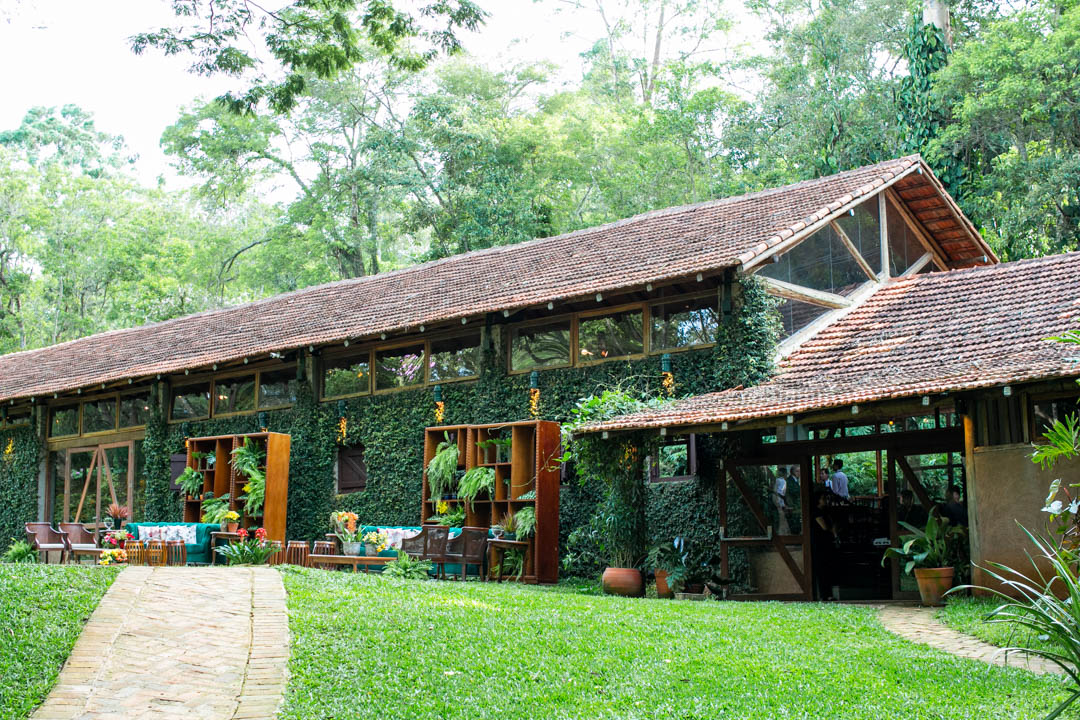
[336,443,368,494]
[210,370,259,418]
[507,314,576,375]
[79,395,119,437]
[1029,391,1080,444]
[428,330,484,385]
[647,291,720,355]
[47,403,81,439]
[2,406,32,429]
[575,303,648,366]
[649,434,698,483]
[169,380,213,423]
[166,363,300,422]
[372,339,428,394]
[321,348,374,400]
[256,366,301,411]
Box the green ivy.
[0,425,41,548]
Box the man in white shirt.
[829,459,849,500]
[773,466,791,535]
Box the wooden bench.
[309,554,393,573]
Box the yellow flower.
[436,500,449,515]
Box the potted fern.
[458,467,495,510]
[232,438,266,518]
[427,432,460,503]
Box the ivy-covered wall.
[7,275,779,569]
[0,424,41,546]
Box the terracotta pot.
[655,569,675,599]
[913,567,954,606]
[602,567,644,597]
[224,522,239,533]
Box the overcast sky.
[0,1,760,187]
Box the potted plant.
[221,510,241,533]
[177,467,204,499]
[107,502,129,528]
[232,438,266,517]
[362,529,389,556]
[882,514,966,606]
[331,511,362,555]
[494,510,519,540]
[458,467,495,510]
[427,432,460,503]
[200,493,232,525]
[214,527,278,565]
[648,538,686,599]
[515,506,536,540]
[432,502,465,527]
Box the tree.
[131,0,486,114]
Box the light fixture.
[433,384,443,404]
[258,411,268,430]
[646,283,653,291]
[921,396,930,406]
[602,431,609,439]
[419,325,425,332]
[337,399,347,417]
[502,310,510,318]
[721,421,728,431]
[851,405,859,415]
[461,318,467,325]
[243,358,249,364]
[547,302,554,310]
[696,273,703,282]
[787,415,794,424]
[660,427,667,436]
[212,364,218,370]
[529,371,539,390]
[380,333,387,340]
[1003,386,1012,397]
[596,293,603,302]
[661,354,672,374]
[343,340,349,347]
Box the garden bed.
[0,564,120,719]
[280,567,1069,719]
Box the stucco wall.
[970,443,1080,594]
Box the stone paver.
[32,566,289,720]
[878,604,1064,675]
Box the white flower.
[1069,500,1080,515]
[1044,500,1065,515]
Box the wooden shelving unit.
[421,421,561,583]
[183,432,291,543]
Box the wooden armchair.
[59,523,100,564]
[445,527,488,581]
[25,522,68,564]
[400,525,449,578]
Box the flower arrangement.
[102,530,133,548]
[434,400,445,423]
[221,510,240,531]
[529,387,541,419]
[436,500,450,515]
[107,502,130,523]
[332,511,361,543]
[362,530,389,554]
[99,548,128,566]
[216,527,277,565]
[661,370,675,397]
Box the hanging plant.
[426,432,460,503]
[232,438,267,516]
[458,467,496,510]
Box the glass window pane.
[579,310,643,361]
[886,200,928,275]
[374,345,425,391]
[759,222,871,297]
[5,407,30,427]
[214,375,256,415]
[323,355,370,398]
[1033,396,1080,438]
[834,197,882,276]
[651,296,718,351]
[171,382,210,421]
[119,393,151,428]
[658,442,688,477]
[510,321,571,371]
[49,406,79,437]
[259,368,298,408]
[82,397,117,434]
[430,333,481,382]
[774,296,831,340]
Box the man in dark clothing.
[941,484,968,527]
[897,489,929,529]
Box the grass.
[0,564,120,720]
[281,567,1072,720]
[938,596,1061,654]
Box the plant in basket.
[331,511,363,555]
[362,530,389,556]
[106,502,129,527]
[99,548,128,566]
[102,530,133,548]
[215,527,278,565]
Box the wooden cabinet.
[182,432,291,543]
[421,421,561,583]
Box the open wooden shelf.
[421,420,561,583]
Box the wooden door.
[57,441,137,537]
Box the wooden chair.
[165,540,187,566]
[285,540,310,567]
[400,525,449,578]
[445,527,488,581]
[311,541,336,570]
[59,523,98,564]
[25,523,68,564]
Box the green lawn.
[0,564,120,720]
[281,567,1071,720]
[938,596,1060,654]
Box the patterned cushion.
[139,526,161,540]
[160,525,197,544]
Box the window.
[649,435,697,482]
[323,354,371,399]
[1032,395,1080,441]
[4,407,30,427]
[49,405,79,438]
[774,297,830,340]
[259,369,298,409]
[214,374,256,415]
[886,198,928,275]
[375,344,425,391]
[651,296,718,351]
[171,382,211,421]
[833,198,882,276]
[119,393,152,428]
[82,397,117,434]
[337,444,368,494]
[430,333,482,382]
[510,320,571,372]
[578,309,643,362]
[758,222,873,298]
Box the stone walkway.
[878,604,1064,676]
[32,566,289,720]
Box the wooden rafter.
[759,276,851,310]
[895,454,935,513]
[884,189,950,271]
[727,466,807,590]
[829,220,877,281]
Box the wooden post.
[801,455,813,600]
[719,463,728,581]
[887,452,900,598]
[963,412,979,560]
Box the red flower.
[237,528,249,540]
[254,527,267,541]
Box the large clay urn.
[602,567,644,597]
[913,567,954,606]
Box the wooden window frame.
[336,443,368,494]
[372,340,428,395]
[211,369,259,418]
[1029,390,1080,444]
[647,290,719,355]
[168,380,212,424]
[428,331,484,386]
[80,395,120,438]
[649,434,698,483]
[321,348,374,401]
[116,389,153,431]
[47,404,81,439]
[507,314,575,375]
[2,405,32,429]
[256,366,301,411]
[575,303,648,366]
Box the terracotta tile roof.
[583,252,1080,433]
[0,155,989,403]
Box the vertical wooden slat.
[63,452,71,523]
[800,455,812,601]
[887,451,899,598]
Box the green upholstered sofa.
[125,522,221,565]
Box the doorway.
[49,441,142,537]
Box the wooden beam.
[759,276,851,310]
[895,454,935,513]
[727,467,806,590]
[885,188,950,270]
[830,220,877,281]
[900,252,934,277]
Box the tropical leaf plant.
[200,493,232,524]
[177,467,204,498]
[882,515,965,574]
[383,550,433,580]
[232,438,266,516]
[2,539,37,563]
[515,506,536,539]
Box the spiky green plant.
[515,506,536,539]
[2,540,37,564]
[458,467,495,510]
[383,550,433,580]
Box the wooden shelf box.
[421,420,561,583]
[182,432,291,543]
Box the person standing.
[773,466,791,535]
[829,459,849,500]
[786,465,802,531]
